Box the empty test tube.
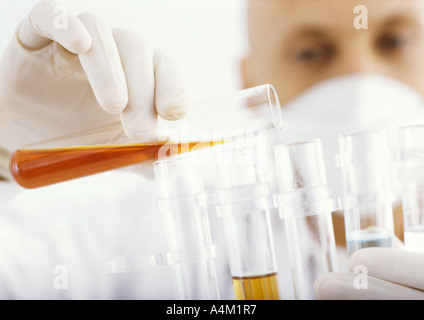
[104,152,220,300]
[337,131,395,256]
[210,146,280,300]
[153,154,221,299]
[273,139,338,300]
[393,124,424,252]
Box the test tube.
[392,124,424,252]
[337,131,395,256]
[153,153,221,300]
[273,139,338,300]
[0,147,10,180]
[210,145,280,300]
[9,84,282,189]
[104,152,220,300]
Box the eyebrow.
[379,15,423,29]
[288,26,331,39]
[283,14,423,43]
[281,25,335,46]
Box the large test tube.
[105,153,220,299]
[273,139,338,300]
[392,124,424,252]
[153,154,221,299]
[8,84,282,189]
[210,145,280,300]
[337,131,395,256]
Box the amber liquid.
[232,273,280,300]
[10,141,219,189]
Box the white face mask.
[274,73,424,194]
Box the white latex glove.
[0,0,189,176]
[314,247,424,300]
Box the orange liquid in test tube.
[10,141,220,189]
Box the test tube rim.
[265,84,283,130]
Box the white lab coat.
[0,172,175,299]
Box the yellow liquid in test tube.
[232,273,280,300]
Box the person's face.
[242,0,424,106]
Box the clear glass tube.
[0,146,10,180]
[210,145,280,300]
[152,154,221,300]
[392,124,424,252]
[273,139,338,300]
[337,131,395,256]
[8,84,282,189]
[104,152,220,300]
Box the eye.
[291,43,333,64]
[297,48,323,61]
[377,30,416,53]
[383,36,406,48]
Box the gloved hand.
[314,247,424,299]
[0,0,189,162]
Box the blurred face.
[242,0,424,106]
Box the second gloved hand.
[0,0,190,156]
[314,247,424,299]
